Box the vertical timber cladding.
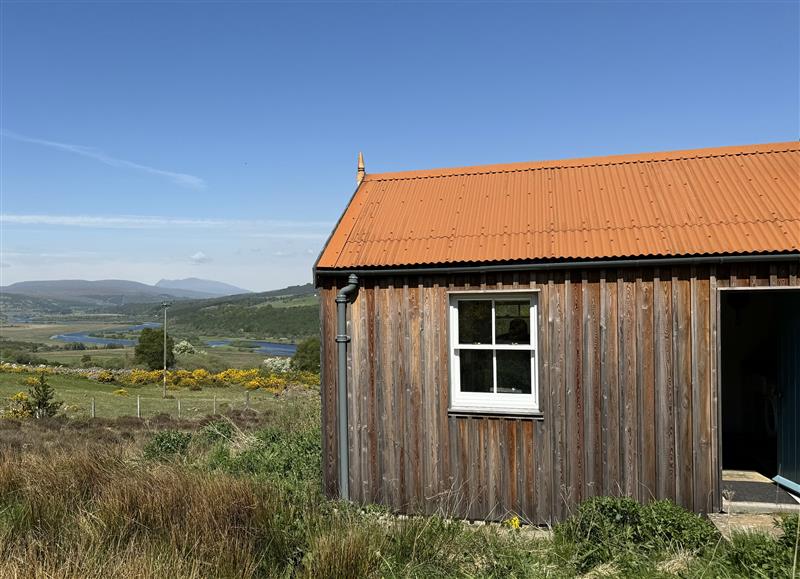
[319,261,800,523]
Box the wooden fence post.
[137,395,141,419]
[91,397,96,419]
[245,390,250,411]
[177,398,181,419]
[213,395,217,415]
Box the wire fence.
[81,390,268,420]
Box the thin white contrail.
[0,213,330,237]
[1,129,206,189]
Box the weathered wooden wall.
[319,261,800,523]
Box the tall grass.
[0,445,501,578]
[0,393,798,578]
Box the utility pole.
[161,301,172,398]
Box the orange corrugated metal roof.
[316,142,800,269]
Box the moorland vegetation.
[0,364,798,577]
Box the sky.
[1,0,798,292]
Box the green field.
[0,322,132,344]
[256,294,318,308]
[1,322,286,370]
[0,372,283,419]
[35,346,266,370]
[38,346,135,365]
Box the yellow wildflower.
[503,516,521,530]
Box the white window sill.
[448,407,544,420]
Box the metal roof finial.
[357,152,365,185]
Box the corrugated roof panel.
[316,142,800,269]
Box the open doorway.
[721,289,800,498]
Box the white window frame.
[448,291,539,414]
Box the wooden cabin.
[314,142,800,523]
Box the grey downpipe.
[335,274,359,501]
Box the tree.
[173,340,197,355]
[291,336,320,373]
[134,328,175,370]
[27,373,61,418]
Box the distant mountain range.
[156,278,250,297]
[1,277,251,307]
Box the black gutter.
[316,253,799,278]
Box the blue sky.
[1,1,798,291]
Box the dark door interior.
[721,290,800,483]
[776,297,800,491]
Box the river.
[51,323,296,356]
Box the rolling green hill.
[0,292,88,321]
[115,283,319,342]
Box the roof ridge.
[365,142,799,182]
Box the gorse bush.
[2,392,32,419]
[21,374,61,419]
[1,362,320,393]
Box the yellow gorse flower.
[1,361,319,392]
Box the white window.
[448,292,539,414]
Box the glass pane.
[458,300,492,344]
[496,350,531,394]
[495,300,530,345]
[459,349,493,393]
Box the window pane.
[459,349,493,393]
[458,301,492,344]
[495,300,530,345]
[496,350,531,394]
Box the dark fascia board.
[314,252,800,283]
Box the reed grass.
[0,396,797,578]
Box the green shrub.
[779,514,800,550]
[639,499,719,551]
[554,496,719,573]
[199,419,234,443]
[208,426,321,489]
[725,530,792,578]
[26,374,61,419]
[2,350,47,365]
[143,430,192,461]
[554,496,643,571]
[291,336,320,373]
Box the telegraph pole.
[161,301,172,398]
